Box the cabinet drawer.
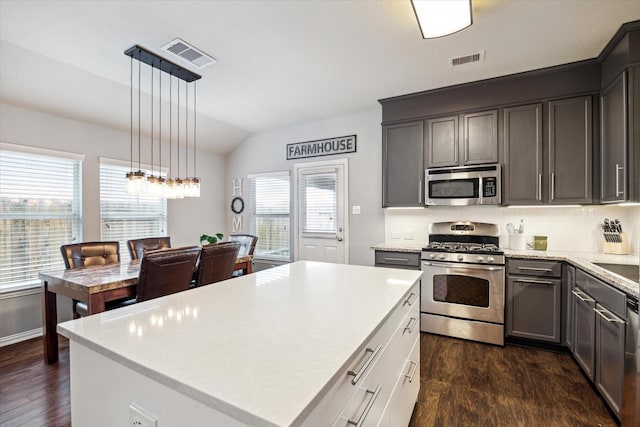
[375,251,420,269]
[301,284,419,426]
[508,259,562,278]
[575,269,627,319]
[386,336,420,427]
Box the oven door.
[421,260,505,324]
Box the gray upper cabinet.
[425,116,458,168]
[548,96,593,204]
[503,104,543,205]
[425,110,497,168]
[382,121,424,207]
[601,71,627,203]
[463,110,498,165]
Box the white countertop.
[371,243,639,298]
[57,261,422,427]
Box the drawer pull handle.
[347,385,382,426]
[404,317,417,334]
[347,345,382,385]
[594,307,624,323]
[405,360,418,383]
[384,257,409,263]
[514,279,554,286]
[516,267,553,272]
[403,292,417,307]
[571,289,595,303]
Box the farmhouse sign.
[287,135,356,160]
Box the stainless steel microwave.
[425,164,501,206]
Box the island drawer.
[575,269,627,319]
[383,335,420,427]
[508,259,562,278]
[375,251,420,270]
[300,283,419,427]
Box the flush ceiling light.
[411,0,472,39]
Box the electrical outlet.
[129,404,157,427]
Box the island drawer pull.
[514,279,554,286]
[403,292,417,307]
[347,385,382,426]
[594,307,624,323]
[517,266,553,272]
[405,360,418,382]
[404,317,417,334]
[347,345,382,385]
[384,257,409,263]
[571,289,595,303]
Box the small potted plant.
[200,233,224,245]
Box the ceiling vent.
[448,51,485,67]
[161,39,216,69]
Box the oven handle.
[422,261,504,271]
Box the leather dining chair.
[195,243,241,287]
[127,236,171,260]
[60,241,121,317]
[135,246,201,303]
[228,234,258,257]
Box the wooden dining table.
[40,255,253,364]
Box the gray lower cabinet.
[561,264,575,350]
[382,121,424,207]
[506,259,562,343]
[425,109,497,168]
[594,303,625,416]
[374,250,420,270]
[572,287,596,380]
[548,96,593,204]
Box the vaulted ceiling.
[1,0,640,154]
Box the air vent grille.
[449,51,485,67]
[161,39,216,69]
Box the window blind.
[100,161,167,263]
[0,148,82,290]
[249,172,291,261]
[299,171,337,234]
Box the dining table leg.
[42,280,58,364]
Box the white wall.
[385,205,640,254]
[0,102,227,343]
[225,108,385,267]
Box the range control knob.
[477,256,484,262]
[457,254,464,261]
[487,256,495,263]
[429,253,436,259]
[438,254,446,260]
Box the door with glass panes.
[294,160,348,264]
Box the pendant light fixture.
[411,0,472,39]
[124,45,202,198]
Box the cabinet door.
[426,116,458,168]
[506,276,561,343]
[562,265,575,350]
[600,72,627,203]
[548,96,593,204]
[463,110,498,165]
[382,121,424,207]
[595,303,625,418]
[572,288,596,380]
[503,104,544,205]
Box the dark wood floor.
[0,333,615,427]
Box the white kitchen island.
[57,261,422,427]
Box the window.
[0,144,82,291]
[299,170,337,235]
[249,171,291,261]
[100,159,167,263]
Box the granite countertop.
[371,243,639,298]
[57,261,422,427]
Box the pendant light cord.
[177,79,180,178]
[130,55,133,172]
[194,80,197,178]
[150,63,154,177]
[138,58,141,172]
[159,63,162,176]
[169,74,172,179]
[186,80,189,178]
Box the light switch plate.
[352,205,361,215]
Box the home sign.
[287,135,356,160]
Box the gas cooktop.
[423,241,504,255]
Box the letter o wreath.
[231,197,244,214]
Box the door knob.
[337,237,343,241]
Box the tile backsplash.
[385,205,640,254]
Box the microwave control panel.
[482,177,497,198]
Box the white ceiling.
[1,0,640,155]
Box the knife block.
[603,233,631,255]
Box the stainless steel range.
[421,221,505,346]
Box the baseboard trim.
[0,328,43,347]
